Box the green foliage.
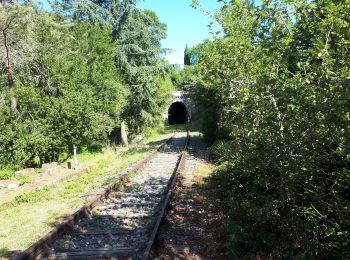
[184,42,207,66]
[19,174,33,185]
[193,0,350,258]
[1,9,126,166]
[113,4,173,134]
[184,45,192,66]
[14,187,51,205]
[0,168,14,180]
[0,1,169,167]
[124,77,173,135]
[171,66,196,90]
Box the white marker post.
[73,144,78,170]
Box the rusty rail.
[15,133,176,260]
[142,129,190,259]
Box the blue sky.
[138,0,222,65]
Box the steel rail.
[142,129,190,259]
[15,133,176,260]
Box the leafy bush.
[193,0,350,258]
[0,2,170,168]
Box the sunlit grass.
[0,148,149,254]
[0,168,15,180]
[0,125,179,257]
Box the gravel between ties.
[49,132,188,259]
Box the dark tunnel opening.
[168,102,187,125]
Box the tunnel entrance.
[168,102,187,125]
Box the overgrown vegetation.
[0,126,174,255]
[0,0,173,170]
[191,0,350,258]
[2,0,349,257]
[170,43,206,90]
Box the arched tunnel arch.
[168,102,188,125]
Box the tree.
[0,2,129,167]
[0,2,37,111]
[0,0,171,169]
[184,42,207,66]
[192,0,350,257]
[113,1,172,134]
[184,44,191,65]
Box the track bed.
[17,132,189,260]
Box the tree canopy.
[191,0,350,258]
[0,0,172,168]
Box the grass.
[0,168,15,180]
[142,123,189,144]
[128,171,139,179]
[0,123,191,181]
[0,125,178,257]
[0,149,147,255]
[18,174,33,185]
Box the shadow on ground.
[0,247,21,259]
[154,134,227,259]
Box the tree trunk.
[2,28,17,111]
[121,121,128,147]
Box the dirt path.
[155,133,227,259]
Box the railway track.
[16,131,189,260]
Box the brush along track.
[16,131,189,260]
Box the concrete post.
[121,121,128,147]
[73,144,78,170]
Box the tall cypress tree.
[184,44,191,65]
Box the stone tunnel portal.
[168,102,187,125]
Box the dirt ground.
[155,134,227,260]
